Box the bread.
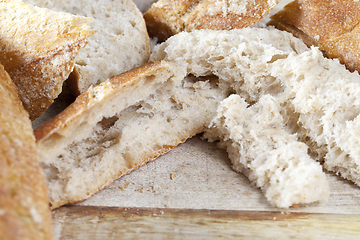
[34,61,231,209]
[24,0,151,95]
[151,28,360,204]
[203,94,329,208]
[270,48,360,188]
[150,27,309,104]
[0,0,94,120]
[0,63,53,240]
[144,0,281,41]
[269,0,360,73]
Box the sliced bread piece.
[204,94,329,208]
[34,61,231,209]
[0,63,53,240]
[144,0,281,41]
[24,0,151,95]
[0,0,94,120]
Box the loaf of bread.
[34,60,231,209]
[269,0,360,73]
[0,0,94,120]
[24,0,151,95]
[0,63,53,240]
[203,94,329,208]
[144,0,281,41]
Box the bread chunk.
[34,61,231,209]
[270,48,360,188]
[154,28,360,189]
[150,28,309,103]
[269,0,360,73]
[151,28,360,205]
[0,0,94,120]
[144,0,281,41]
[24,0,151,95]
[0,63,53,240]
[204,94,329,208]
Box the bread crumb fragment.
[119,182,130,191]
[170,173,176,180]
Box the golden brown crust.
[144,0,280,42]
[0,0,95,120]
[267,19,320,49]
[0,63,53,240]
[270,0,360,72]
[34,61,163,142]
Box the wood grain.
[53,206,360,239]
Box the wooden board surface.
[49,0,360,239]
[53,206,360,239]
[52,136,360,239]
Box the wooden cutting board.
[52,136,360,239]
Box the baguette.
[24,0,151,95]
[0,0,94,120]
[144,0,281,41]
[0,63,53,240]
[269,0,360,73]
[34,61,231,209]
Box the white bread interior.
[204,94,329,208]
[152,27,360,196]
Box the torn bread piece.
[269,0,360,73]
[24,0,151,95]
[151,28,360,203]
[0,63,53,240]
[34,61,231,209]
[144,0,281,41]
[0,0,94,120]
[154,28,360,189]
[270,48,360,188]
[204,94,329,208]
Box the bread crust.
[0,63,53,240]
[35,61,164,142]
[0,0,95,120]
[144,0,280,41]
[270,0,360,72]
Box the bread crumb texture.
[152,28,360,207]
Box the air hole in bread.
[267,54,288,64]
[96,116,118,131]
